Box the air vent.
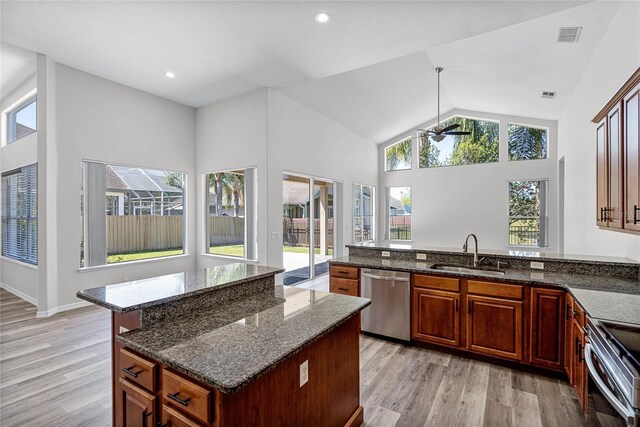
[542,91,557,99]
[558,27,582,43]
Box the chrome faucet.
[463,234,484,267]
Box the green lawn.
[107,249,184,263]
[209,245,333,257]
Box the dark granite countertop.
[330,256,640,325]
[77,263,284,313]
[347,241,640,265]
[117,286,370,393]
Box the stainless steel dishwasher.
[360,268,411,341]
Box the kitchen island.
[77,263,370,427]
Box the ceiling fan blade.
[445,131,471,136]
[440,123,460,133]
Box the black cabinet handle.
[338,287,349,291]
[141,411,149,427]
[566,304,570,320]
[167,392,191,407]
[468,301,472,314]
[600,207,604,222]
[121,366,142,378]
[634,205,639,224]
[455,299,458,312]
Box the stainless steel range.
[585,318,640,426]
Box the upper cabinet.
[593,68,640,234]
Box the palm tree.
[224,173,245,217]
[386,138,412,170]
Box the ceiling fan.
[417,67,471,142]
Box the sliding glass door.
[282,173,336,286]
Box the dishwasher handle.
[361,272,410,282]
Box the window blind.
[1,164,38,264]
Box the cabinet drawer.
[330,265,359,279]
[162,369,212,425]
[413,274,460,291]
[468,280,523,300]
[119,347,157,392]
[162,404,206,427]
[330,277,359,296]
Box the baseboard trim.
[36,301,92,318]
[0,282,37,306]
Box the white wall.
[379,109,559,252]
[50,64,196,311]
[195,89,269,267]
[266,90,379,267]
[195,89,378,270]
[1,74,38,302]
[559,1,640,261]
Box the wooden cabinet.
[594,68,640,232]
[162,369,213,425]
[564,293,575,380]
[117,378,156,427]
[412,288,460,347]
[119,348,157,392]
[329,265,359,296]
[466,295,523,362]
[529,288,564,370]
[571,318,588,413]
[624,83,640,232]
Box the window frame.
[418,114,500,169]
[353,183,375,243]
[203,166,257,261]
[6,94,37,145]
[80,159,188,268]
[1,163,38,265]
[507,122,549,162]
[385,186,412,241]
[385,137,413,172]
[507,178,549,248]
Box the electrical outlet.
[416,253,427,260]
[382,259,391,266]
[530,261,545,270]
[531,272,545,280]
[381,251,391,258]
[122,278,129,282]
[300,360,309,387]
[271,232,279,240]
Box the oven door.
[585,343,639,426]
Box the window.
[385,137,412,171]
[207,168,257,259]
[387,187,411,240]
[7,95,37,144]
[419,116,499,168]
[508,180,548,247]
[354,184,375,242]
[81,161,185,267]
[508,124,548,161]
[1,164,38,264]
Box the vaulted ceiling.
[1,1,623,143]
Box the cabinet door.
[530,288,564,370]
[467,295,523,361]
[596,119,609,227]
[572,320,588,413]
[625,84,640,232]
[412,288,460,347]
[608,105,624,228]
[118,378,156,427]
[564,294,574,382]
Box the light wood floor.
[0,288,626,427]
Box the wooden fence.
[208,216,244,246]
[107,215,183,254]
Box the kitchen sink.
[429,264,506,276]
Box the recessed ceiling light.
[165,71,175,79]
[315,12,331,23]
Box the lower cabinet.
[118,377,157,427]
[466,295,523,362]
[572,318,588,412]
[530,288,565,369]
[412,287,460,347]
